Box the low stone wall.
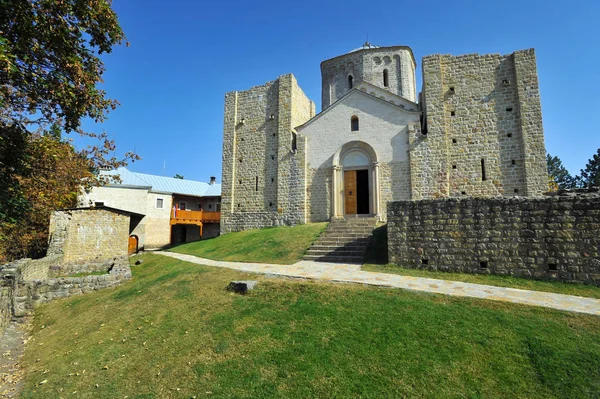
[387,191,600,285]
[0,282,13,336]
[12,257,131,317]
[48,258,116,277]
[0,256,132,323]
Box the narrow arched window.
[351,116,359,131]
[291,132,297,151]
[383,69,389,87]
[348,75,353,89]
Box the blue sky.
[79,0,600,182]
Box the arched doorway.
[332,141,380,218]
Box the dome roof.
[349,42,380,53]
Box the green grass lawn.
[168,222,327,265]
[20,254,600,398]
[364,224,600,299]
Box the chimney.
[210,176,216,185]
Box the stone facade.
[387,192,600,285]
[321,45,417,108]
[48,208,130,264]
[80,186,171,248]
[220,45,548,233]
[221,74,315,233]
[297,83,420,222]
[417,49,547,199]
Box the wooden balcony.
[170,209,221,225]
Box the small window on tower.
[348,75,354,89]
[351,116,359,131]
[291,132,297,152]
[383,69,389,87]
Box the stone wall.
[418,49,547,200]
[79,186,150,246]
[49,209,130,263]
[321,45,417,109]
[221,74,315,233]
[0,280,13,336]
[10,256,131,317]
[202,223,220,239]
[387,192,600,285]
[1,255,131,335]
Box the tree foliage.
[0,133,93,261]
[577,148,600,188]
[0,0,137,260]
[546,154,576,190]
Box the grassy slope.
[364,224,600,299]
[168,223,327,265]
[21,254,600,399]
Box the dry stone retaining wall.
[387,191,600,285]
[0,281,13,335]
[0,256,132,334]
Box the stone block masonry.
[387,191,600,285]
[418,49,547,200]
[221,74,315,233]
[48,208,130,263]
[0,256,132,335]
[0,281,13,336]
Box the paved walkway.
[158,252,600,316]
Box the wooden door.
[128,235,138,254]
[344,170,357,215]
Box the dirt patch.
[0,318,32,398]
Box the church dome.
[349,42,380,53]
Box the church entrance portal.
[344,169,369,215]
[333,141,380,219]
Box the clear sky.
[78,0,600,183]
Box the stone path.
[158,252,600,316]
[0,318,32,399]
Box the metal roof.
[102,167,221,197]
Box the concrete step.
[302,254,364,263]
[322,233,373,238]
[312,239,371,246]
[324,227,375,233]
[302,217,377,264]
[309,245,369,251]
[305,250,365,259]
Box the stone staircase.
[303,217,378,263]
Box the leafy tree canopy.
[577,148,600,188]
[0,0,137,260]
[546,154,576,190]
[0,132,93,261]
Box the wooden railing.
[170,209,220,225]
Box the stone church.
[220,43,548,233]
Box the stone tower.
[320,43,417,110]
[417,49,548,198]
[220,74,315,233]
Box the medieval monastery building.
[221,43,548,233]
